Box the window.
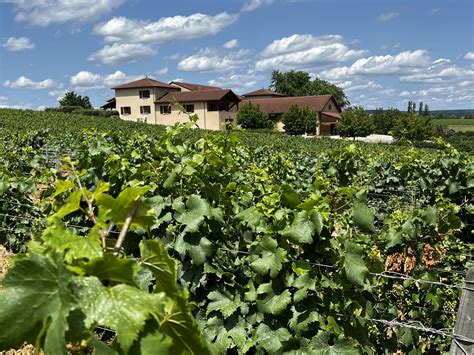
[184,104,194,113]
[208,103,217,111]
[160,105,171,114]
[139,90,150,99]
[120,107,131,115]
[328,103,332,110]
[140,105,151,114]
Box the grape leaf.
[344,241,368,287]
[0,254,77,354]
[282,211,314,244]
[207,290,240,317]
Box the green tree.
[337,106,375,138]
[237,102,273,129]
[418,101,424,115]
[372,107,401,134]
[391,112,434,140]
[281,105,317,135]
[59,91,93,109]
[270,70,349,108]
[423,104,430,116]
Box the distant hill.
[366,109,474,118]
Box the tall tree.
[418,101,424,115]
[270,70,349,108]
[407,100,414,112]
[59,91,93,109]
[423,104,430,116]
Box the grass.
[433,118,474,126]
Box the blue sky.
[0,0,473,110]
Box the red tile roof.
[155,89,240,103]
[112,77,178,90]
[242,95,334,114]
[242,89,285,97]
[169,81,223,91]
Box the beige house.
[101,77,342,135]
[101,77,240,130]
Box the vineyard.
[0,108,473,354]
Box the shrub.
[390,112,434,140]
[237,102,273,129]
[337,106,375,138]
[281,105,317,135]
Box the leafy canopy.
[282,105,317,135]
[270,70,349,108]
[337,106,375,138]
[59,91,93,109]
[237,102,273,129]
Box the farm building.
[102,77,341,134]
[241,90,342,135]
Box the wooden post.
[450,269,474,354]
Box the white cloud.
[377,12,400,21]
[399,58,474,84]
[1,37,35,51]
[93,12,238,45]
[320,50,431,80]
[241,0,273,12]
[431,8,440,14]
[88,43,156,65]
[208,71,261,90]
[70,70,141,89]
[464,52,474,60]
[3,0,125,26]
[223,39,239,49]
[3,76,55,89]
[178,48,251,72]
[155,67,169,75]
[256,34,367,71]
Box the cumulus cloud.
[1,37,35,51]
[399,58,474,84]
[464,52,474,60]
[2,0,125,26]
[88,43,157,65]
[256,34,367,71]
[93,13,238,44]
[70,70,141,89]
[178,48,252,72]
[4,76,55,89]
[207,71,261,90]
[241,0,274,12]
[319,50,431,80]
[377,12,400,21]
[223,39,240,49]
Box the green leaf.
[54,190,82,219]
[421,207,438,226]
[386,228,402,248]
[257,289,291,315]
[140,240,179,296]
[282,211,314,244]
[97,186,153,228]
[75,277,164,353]
[344,241,368,287]
[309,332,359,354]
[129,331,173,355]
[310,210,324,236]
[174,194,210,233]
[52,179,74,198]
[84,254,139,286]
[207,290,240,317]
[42,219,102,263]
[281,184,300,208]
[0,254,77,354]
[353,200,375,234]
[256,324,291,353]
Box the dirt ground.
[0,244,12,292]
